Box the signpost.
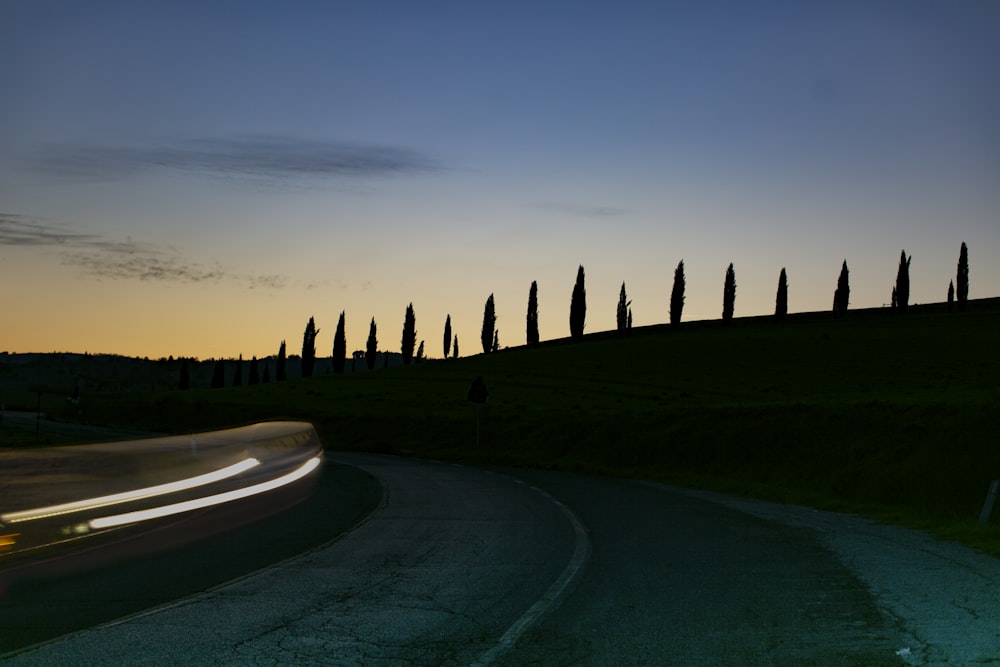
[467,376,489,447]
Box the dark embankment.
[38,298,1000,553]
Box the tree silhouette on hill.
[332,311,347,374]
[833,261,850,316]
[775,268,788,319]
[401,303,416,365]
[276,340,287,381]
[443,314,452,359]
[895,250,911,312]
[453,335,459,359]
[232,354,243,386]
[526,281,539,347]
[366,318,377,370]
[482,293,496,354]
[957,241,969,311]
[947,280,955,312]
[570,265,586,341]
[722,263,736,323]
[301,317,319,377]
[670,260,685,326]
[617,282,631,334]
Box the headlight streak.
[0,458,261,524]
[88,455,321,529]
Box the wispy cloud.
[0,213,99,246]
[25,136,442,184]
[533,202,633,218]
[1,213,289,289]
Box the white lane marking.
[470,481,591,667]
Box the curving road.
[4,453,999,665]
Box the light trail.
[1,458,261,524]
[89,455,322,529]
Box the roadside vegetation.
[7,298,997,555]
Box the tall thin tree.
[775,268,788,319]
[366,318,378,370]
[617,282,631,334]
[332,311,347,374]
[833,260,850,316]
[482,293,496,354]
[895,250,911,312]
[947,280,955,312]
[492,329,499,352]
[232,354,243,387]
[301,317,319,377]
[569,265,586,341]
[670,260,685,326]
[453,335,459,359]
[957,241,969,311]
[526,280,540,346]
[276,340,287,381]
[722,263,736,322]
[443,314,452,359]
[401,303,416,365]
[416,340,425,362]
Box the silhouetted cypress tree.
[443,315,452,359]
[248,356,259,385]
[178,358,190,390]
[276,340,287,381]
[301,317,318,377]
[627,307,632,331]
[526,281,539,346]
[232,354,243,387]
[957,241,969,311]
[617,282,631,334]
[332,311,347,374]
[493,329,499,352]
[401,303,416,365]
[895,250,911,312]
[670,260,685,326]
[775,268,788,319]
[947,280,955,311]
[481,293,496,354]
[833,260,850,316]
[210,358,225,389]
[366,318,378,370]
[569,265,586,341]
[722,263,736,322]
[416,340,425,362]
[453,335,459,359]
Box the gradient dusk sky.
[2,2,998,360]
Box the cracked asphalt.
[4,454,999,665]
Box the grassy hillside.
[20,299,1000,551]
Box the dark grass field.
[11,298,1000,554]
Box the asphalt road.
[5,453,998,665]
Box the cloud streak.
[1,213,289,289]
[25,136,442,184]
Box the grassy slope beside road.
[54,299,1000,553]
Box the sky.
[2,1,998,360]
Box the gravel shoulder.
[649,482,1000,665]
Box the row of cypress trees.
[195,242,972,388]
